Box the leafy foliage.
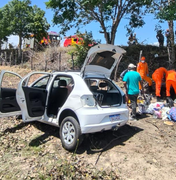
[0,0,50,55]
[68,32,98,69]
[46,0,152,44]
[8,0,50,46]
[157,1,176,20]
[0,6,12,46]
[25,5,50,42]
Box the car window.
[22,73,50,89]
[85,78,117,91]
[32,76,50,89]
[98,80,116,91]
[52,76,74,88]
[1,72,21,89]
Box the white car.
[0,44,129,151]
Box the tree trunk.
[110,21,119,45]
[104,30,116,45]
[167,0,175,69]
[104,31,111,44]
[168,20,175,69]
[18,35,22,63]
[111,31,115,45]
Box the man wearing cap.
[120,64,132,81]
[123,63,144,120]
[137,56,152,92]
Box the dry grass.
[23,46,75,72]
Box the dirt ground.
[1,113,176,179]
[0,66,176,180]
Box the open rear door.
[0,71,22,117]
[16,72,50,122]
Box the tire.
[60,116,82,151]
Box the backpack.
[169,107,176,122]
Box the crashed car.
[0,44,129,151]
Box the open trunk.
[85,77,124,107]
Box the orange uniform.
[166,70,176,97]
[137,60,152,90]
[152,67,167,97]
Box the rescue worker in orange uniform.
[152,67,167,101]
[166,70,176,97]
[137,56,152,92]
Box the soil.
[0,66,176,180]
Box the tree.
[4,0,50,59]
[45,0,152,45]
[0,6,12,50]
[26,5,50,43]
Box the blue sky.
[0,0,175,47]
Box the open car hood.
[80,44,126,78]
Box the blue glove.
[147,74,149,77]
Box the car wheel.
[60,116,82,151]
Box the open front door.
[0,71,22,117]
[16,72,50,122]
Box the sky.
[0,0,175,47]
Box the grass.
[0,117,121,180]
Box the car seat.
[57,80,68,107]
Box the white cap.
[128,63,136,68]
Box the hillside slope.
[118,44,170,77]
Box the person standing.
[137,56,152,92]
[128,33,134,45]
[132,33,138,44]
[165,29,170,47]
[128,33,137,45]
[156,30,164,47]
[152,67,167,102]
[123,63,144,120]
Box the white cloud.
[2,35,19,49]
[149,42,159,46]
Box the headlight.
[81,95,96,107]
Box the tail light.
[81,95,96,107]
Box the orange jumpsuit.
[137,61,152,89]
[152,67,167,97]
[166,70,176,96]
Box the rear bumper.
[81,119,128,134]
[75,107,129,134]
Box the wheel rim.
[62,121,75,145]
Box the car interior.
[0,72,21,114]
[47,76,74,116]
[86,78,122,107]
[0,87,20,113]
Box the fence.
[0,49,19,66]
[0,48,76,73]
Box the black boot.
[166,97,174,107]
[148,86,153,93]
[156,96,163,102]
